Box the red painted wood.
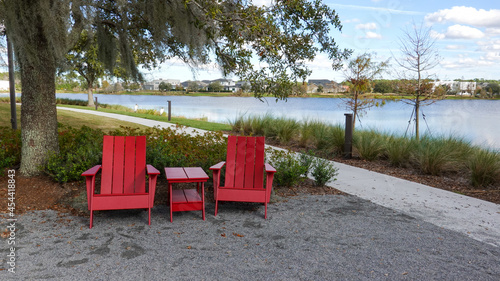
[135,136,146,193]
[184,189,202,202]
[112,136,125,194]
[171,202,204,212]
[209,161,225,170]
[217,188,268,203]
[225,136,237,187]
[184,167,209,181]
[123,136,136,194]
[81,165,101,177]
[212,136,275,218]
[165,167,188,181]
[171,189,188,203]
[91,194,149,210]
[234,136,246,188]
[82,135,159,228]
[101,136,114,194]
[254,137,265,189]
[244,137,256,188]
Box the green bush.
[267,149,307,187]
[311,158,339,186]
[298,150,315,177]
[45,125,104,182]
[0,127,21,169]
[468,148,500,188]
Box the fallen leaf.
[233,232,245,237]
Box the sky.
[143,0,500,83]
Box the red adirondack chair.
[210,136,276,218]
[81,135,160,228]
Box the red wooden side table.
[164,167,209,222]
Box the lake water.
[3,93,499,150]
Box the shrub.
[311,158,339,186]
[468,148,500,188]
[0,127,21,169]
[353,130,386,161]
[298,150,315,177]
[267,149,307,187]
[45,125,104,182]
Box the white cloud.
[356,22,377,30]
[445,24,484,39]
[344,18,361,24]
[425,6,500,28]
[365,32,382,39]
[486,28,500,36]
[430,30,445,40]
[446,45,466,50]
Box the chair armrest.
[210,161,226,170]
[146,164,160,175]
[265,163,276,173]
[81,165,102,177]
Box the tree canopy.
[1,0,351,176]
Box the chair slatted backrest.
[225,136,265,189]
[100,136,146,194]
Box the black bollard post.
[95,97,98,110]
[168,100,171,121]
[344,113,353,159]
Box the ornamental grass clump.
[467,148,500,188]
[410,136,468,176]
[353,130,386,161]
[274,117,300,145]
[385,135,414,167]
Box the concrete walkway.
[57,106,500,247]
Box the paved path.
[57,106,500,247]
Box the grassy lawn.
[0,103,149,131]
[57,104,232,131]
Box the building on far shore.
[142,78,181,91]
[0,80,9,91]
[307,79,343,93]
[433,81,476,95]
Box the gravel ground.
[2,194,499,280]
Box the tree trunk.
[17,13,60,176]
[415,99,420,140]
[87,85,95,107]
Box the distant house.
[211,78,237,92]
[142,78,181,91]
[180,80,209,91]
[433,81,476,95]
[308,79,343,93]
[0,80,9,91]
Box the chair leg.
[264,202,268,219]
[89,211,93,229]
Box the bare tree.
[343,52,388,130]
[395,22,442,139]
